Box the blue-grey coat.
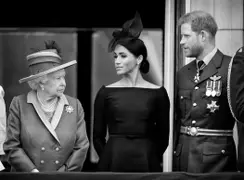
[3,91,89,172]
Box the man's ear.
[200,30,209,42]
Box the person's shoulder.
[14,92,28,100]
[63,94,84,106]
[93,85,109,101]
[176,60,195,77]
[231,47,244,61]
[96,84,107,95]
[9,93,27,107]
[64,95,84,110]
[216,49,231,61]
[155,85,170,103]
[181,60,195,70]
[145,82,168,95]
[144,81,161,89]
[64,94,76,101]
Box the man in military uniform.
[173,10,237,173]
[228,46,244,172]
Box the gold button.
[40,160,44,164]
[55,160,59,164]
[192,120,196,124]
[41,147,45,151]
[221,150,225,154]
[195,86,199,90]
[173,151,176,154]
[55,147,59,151]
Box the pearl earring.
[41,86,44,91]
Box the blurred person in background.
[93,12,170,172]
[3,40,89,172]
[228,46,244,172]
[0,85,6,171]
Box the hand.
[57,165,66,172]
[31,168,39,173]
[0,86,4,98]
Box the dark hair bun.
[140,59,149,73]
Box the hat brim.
[19,60,77,84]
[227,47,244,123]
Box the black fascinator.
[108,11,143,52]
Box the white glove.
[31,168,39,173]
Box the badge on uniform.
[205,75,222,97]
[207,100,219,113]
[194,72,200,83]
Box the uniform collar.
[197,47,218,65]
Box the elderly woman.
[3,41,89,172]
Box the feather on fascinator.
[108,11,143,52]
[44,40,62,55]
[30,40,62,55]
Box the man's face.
[180,23,203,58]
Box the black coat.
[173,50,237,173]
[227,46,244,172]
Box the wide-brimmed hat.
[227,46,244,123]
[19,41,77,84]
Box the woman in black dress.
[93,12,170,172]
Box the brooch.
[65,105,74,113]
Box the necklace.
[36,91,58,113]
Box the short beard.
[188,45,203,58]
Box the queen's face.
[43,69,66,97]
[113,44,138,75]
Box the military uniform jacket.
[3,91,89,172]
[173,50,237,173]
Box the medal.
[207,100,220,113]
[206,90,212,97]
[205,80,212,97]
[194,72,200,83]
[216,80,222,97]
[211,90,216,97]
[211,80,216,97]
[210,75,221,97]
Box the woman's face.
[43,69,66,98]
[113,44,138,75]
